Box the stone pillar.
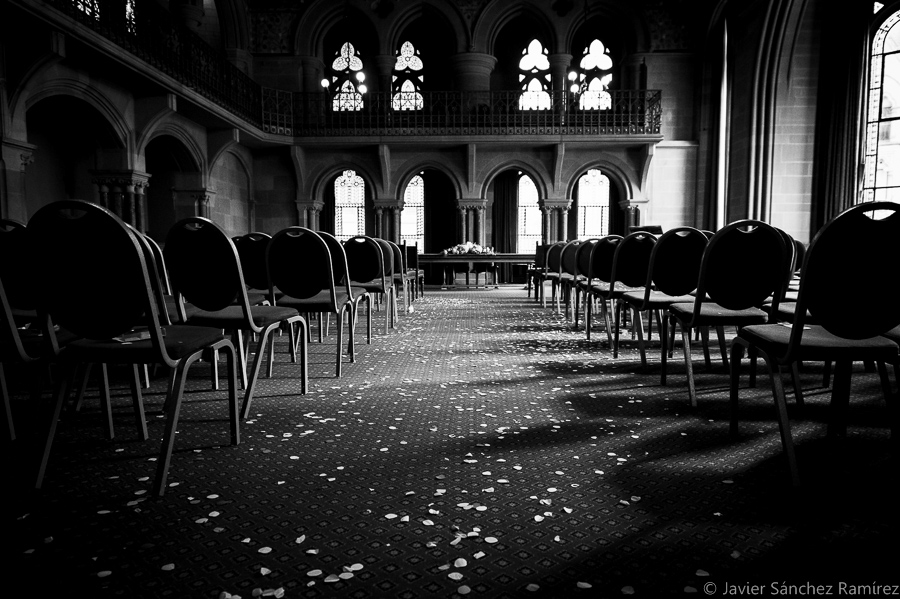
[558,207,568,241]
[373,207,383,238]
[548,53,572,92]
[392,207,401,244]
[372,54,396,95]
[134,180,149,233]
[457,206,468,243]
[448,53,497,92]
[299,56,326,92]
[194,190,213,218]
[91,171,151,229]
[541,207,551,244]
[0,139,35,222]
[473,206,483,245]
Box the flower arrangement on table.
[441,241,495,256]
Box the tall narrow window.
[863,8,900,203]
[576,169,610,238]
[569,40,614,110]
[519,39,551,110]
[393,41,424,111]
[334,170,366,241]
[517,174,542,251]
[401,175,425,252]
[329,42,366,112]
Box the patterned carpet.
[5,288,898,598]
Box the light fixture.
[356,72,366,82]
[358,84,368,94]
[321,78,329,89]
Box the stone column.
[541,207,552,244]
[0,139,36,222]
[457,206,468,243]
[448,53,497,92]
[372,54,396,95]
[392,207,401,244]
[558,207,568,241]
[473,206,483,245]
[548,53,572,92]
[195,191,212,218]
[375,207,384,239]
[134,179,149,233]
[299,56,326,92]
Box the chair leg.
[680,325,698,408]
[601,298,614,349]
[729,340,746,436]
[35,365,75,490]
[128,364,149,441]
[613,301,622,358]
[767,359,801,487]
[660,313,669,386]
[635,306,647,368]
[585,294,592,340]
[790,362,805,408]
[715,326,729,369]
[700,327,712,368]
[1,363,15,442]
[266,330,277,378]
[346,304,356,364]
[335,309,344,377]
[98,363,114,440]
[240,323,279,419]
[827,360,853,438]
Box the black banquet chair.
[729,201,900,487]
[165,217,307,418]
[29,200,241,497]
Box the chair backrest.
[610,231,657,289]
[545,241,566,272]
[374,238,395,278]
[268,227,337,305]
[164,217,256,323]
[574,238,598,278]
[233,232,272,293]
[317,230,354,296]
[0,218,37,311]
[792,238,806,275]
[534,243,550,269]
[344,235,387,289]
[27,200,169,360]
[646,227,708,297]
[696,219,785,312]
[387,240,405,276]
[793,201,900,341]
[560,240,583,276]
[404,241,420,270]
[587,235,623,284]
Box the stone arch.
[16,78,129,154]
[139,123,206,179]
[474,2,556,56]
[209,147,253,236]
[295,3,381,61]
[386,1,468,55]
[394,160,464,202]
[212,0,250,50]
[480,161,550,202]
[564,3,648,58]
[142,131,206,242]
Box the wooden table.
[418,253,535,288]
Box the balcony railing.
[278,90,662,137]
[34,0,660,138]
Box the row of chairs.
[528,203,900,487]
[0,201,418,497]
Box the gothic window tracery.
[576,169,610,238]
[517,174,542,251]
[400,175,425,251]
[335,170,366,240]
[863,7,900,202]
[393,41,424,111]
[518,39,551,110]
[329,42,366,112]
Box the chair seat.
[278,290,351,313]
[621,289,695,308]
[738,324,900,362]
[884,325,900,344]
[187,305,300,329]
[59,325,228,363]
[669,302,769,326]
[590,281,636,297]
[350,279,388,293]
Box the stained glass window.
[576,169,610,239]
[518,39,551,110]
[570,39,614,110]
[400,175,425,252]
[862,9,900,203]
[329,42,365,112]
[334,170,366,241]
[393,41,424,111]
[517,175,542,251]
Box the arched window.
[518,39,551,110]
[569,40,614,110]
[576,169,610,238]
[329,42,366,112]
[863,6,900,202]
[401,175,425,251]
[334,170,366,241]
[517,174,542,251]
[393,41,424,111]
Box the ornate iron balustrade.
[42,0,262,126]
[283,90,661,137]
